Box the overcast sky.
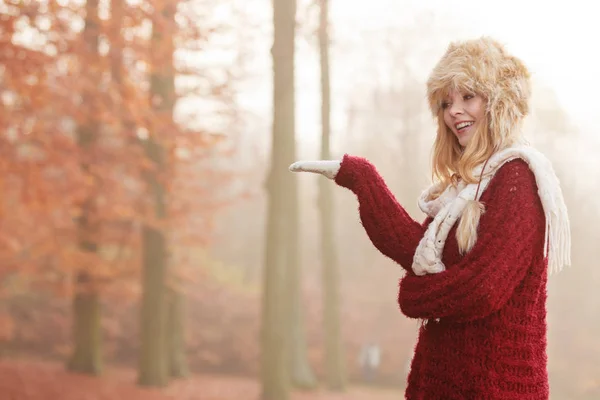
[331,0,598,137]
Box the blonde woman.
[290,37,570,399]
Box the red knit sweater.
[335,155,549,400]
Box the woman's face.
[442,89,486,147]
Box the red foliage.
[0,0,244,302]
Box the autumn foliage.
[1,0,241,380]
[1,0,235,305]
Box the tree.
[288,0,316,383]
[317,0,345,390]
[137,0,178,387]
[67,0,103,376]
[261,0,298,398]
[288,133,317,387]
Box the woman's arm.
[397,159,545,323]
[334,154,427,271]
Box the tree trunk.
[68,0,102,375]
[288,172,317,389]
[68,274,102,375]
[262,176,289,400]
[261,0,297,398]
[138,224,168,387]
[167,288,189,378]
[318,0,345,390]
[138,1,178,387]
[286,0,316,388]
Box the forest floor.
[0,359,403,400]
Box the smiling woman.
[290,36,571,400]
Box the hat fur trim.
[427,37,531,141]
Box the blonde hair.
[427,37,531,195]
[431,101,518,192]
[426,37,532,252]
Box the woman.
[290,37,571,399]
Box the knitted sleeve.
[398,159,546,323]
[334,154,427,271]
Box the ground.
[0,360,403,400]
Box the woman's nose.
[449,102,463,116]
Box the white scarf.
[411,144,571,276]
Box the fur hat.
[427,37,531,142]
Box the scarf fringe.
[546,209,571,275]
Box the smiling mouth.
[455,121,474,133]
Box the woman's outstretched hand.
[288,160,341,180]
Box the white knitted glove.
[288,160,341,180]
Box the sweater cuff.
[334,154,372,189]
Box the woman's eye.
[464,94,474,100]
[441,102,450,109]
